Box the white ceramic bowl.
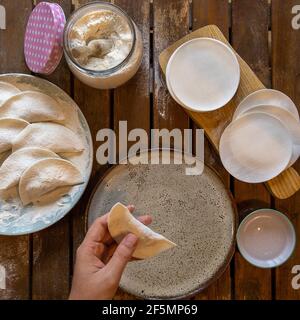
[236,105,300,167]
[219,112,293,183]
[237,209,296,268]
[233,89,299,121]
[166,38,240,112]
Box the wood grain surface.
[153,0,190,132]
[0,0,299,301]
[272,0,300,300]
[71,0,111,285]
[0,0,32,300]
[231,0,272,300]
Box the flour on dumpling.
[19,158,84,205]
[0,147,60,190]
[0,81,21,105]
[0,118,29,153]
[12,122,84,154]
[0,91,64,122]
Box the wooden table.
[0,0,299,300]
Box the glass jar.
[63,1,143,89]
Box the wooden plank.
[32,0,72,300]
[72,88,110,260]
[113,0,150,300]
[153,0,190,132]
[272,0,300,300]
[231,0,272,300]
[0,0,32,300]
[71,1,111,302]
[113,0,150,155]
[192,0,232,300]
[71,0,111,272]
[232,0,270,87]
[193,0,229,38]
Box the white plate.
[166,70,182,105]
[237,105,300,167]
[0,74,93,235]
[166,38,240,112]
[237,209,296,268]
[219,112,293,183]
[232,89,299,121]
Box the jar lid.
[24,2,66,74]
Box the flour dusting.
[0,74,93,235]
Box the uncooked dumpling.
[0,147,59,190]
[0,81,21,105]
[12,122,84,153]
[108,203,176,259]
[19,158,84,205]
[0,118,29,153]
[0,91,64,122]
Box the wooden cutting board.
[159,24,300,200]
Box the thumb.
[105,233,138,281]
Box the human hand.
[69,205,152,300]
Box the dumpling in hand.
[108,202,176,259]
[19,158,84,205]
[12,122,84,154]
[0,147,59,190]
[0,118,29,153]
[0,91,64,122]
[0,81,21,105]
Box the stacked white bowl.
[166,37,299,184]
[219,89,300,183]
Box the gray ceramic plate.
[87,150,237,299]
[0,74,93,235]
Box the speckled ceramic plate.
[0,74,93,235]
[87,150,237,299]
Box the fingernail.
[124,234,138,248]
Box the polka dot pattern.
[24,2,66,74]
